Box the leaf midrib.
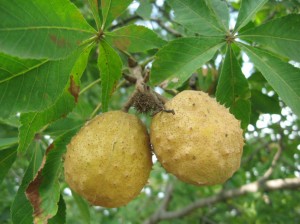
[0,60,49,84]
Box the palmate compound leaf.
[150,37,225,89]
[105,24,167,53]
[25,129,78,224]
[0,50,83,120]
[216,45,251,129]
[18,46,92,153]
[234,0,268,32]
[11,143,44,224]
[239,44,300,118]
[166,0,228,36]
[98,40,123,112]
[0,0,96,60]
[239,14,300,62]
[101,0,133,30]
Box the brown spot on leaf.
[113,38,131,51]
[45,143,54,155]
[49,34,69,48]
[68,75,80,103]
[25,144,55,223]
[26,169,43,218]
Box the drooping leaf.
[0,50,81,119]
[0,137,18,150]
[105,25,167,53]
[101,0,133,30]
[0,148,17,184]
[72,190,91,224]
[98,40,122,112]
[48,195,66,224]
[205,0,230,33]
[234,0,268,32]
[26,128,78,224]
[240,14,300,62]
[87,0,102,30]
[18,46,92,153]
[251,90,281,115]
[239,44,300,118]
[166,0,226,36]
[216,45,251,129]
[0,0,96,59]
[11,143,44,224]
[150,37,225,88]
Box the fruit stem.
[121,58,169,114]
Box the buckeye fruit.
[150,90,244,186]
[64,111,152,207]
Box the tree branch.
[144,184,173,224]
[144,178,300,223]
[258,140,283,183]
[150,18,182,37]
[109,15,142,30]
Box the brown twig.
[150,18,182,37]
[109,15,142,31]
[143,178,300,223]
[144,184,174,224]
[258,135,284,183]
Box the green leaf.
[0,50,81,119]
[48,195,66,224]
[18,46,92,153]
[0,52,43,82]
[11,143,44,224]
[251,90,281,114]
[234,0,268,32]
[240,14,300,62]
[166,0,226,36]
[0,148,17,184]
[101,0,133,30]
[0,0,96,59]
[0,137,18,150]
[98,40,122,112]
[216,45,251,129]
[205,0,230,33]
[239,44,300,118]
[26,128,78,224]
[87,0,102,30]
[150,37,225,88]
[105,25,167,53]
[72,190,91,224]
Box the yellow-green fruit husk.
[150,91,244,186]
[64,111,152,208]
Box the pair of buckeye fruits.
[64,90,244,208]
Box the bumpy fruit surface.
[150,91,244,186]
[64,111,152,208]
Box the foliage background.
[0,0,300,223]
